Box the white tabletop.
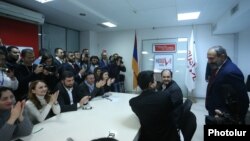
[21,93,140,141]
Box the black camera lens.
[43,65,56,72]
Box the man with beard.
[59,52,85,84]
[56,71,90,112]
[129,70,180,141]
[6,46,20,67]
[14,49,43,101]
[157,69,183,128]
[89,56,99,73]
[206,45,249,124]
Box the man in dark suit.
[59,52,85,84]
[54,48,64,67]
[78,73,106,99]
[206,45,249,124]
[157,69,183,128]
[157,69,183,107]
[14,49,43,101]
[56,71,90,112]
[129,70,180,141]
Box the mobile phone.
[82,105,92,110]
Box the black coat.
[129,89,180,141]
[78,82,103,98]
[56,82,83,112]
[14,64,42,101]
[157,80,184,128]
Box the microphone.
[102,92,112,101]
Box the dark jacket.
[59,62,83,84]
[78,82,103,99]
[14,64,42,101]
[108,63,126,83]
[157,80,184,128]
[129,89,180,141]
[56,82,83,112]
[206,58,249,123]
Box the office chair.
[179,99,197,141]
[246,75,250,91]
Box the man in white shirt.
[54,48,65,67]
[56,71,90,112]
[0,50,18,90]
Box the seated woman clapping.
[0,86,33,141]
[100,70,115,93]
[26,80,60,124]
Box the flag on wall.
[185,30,197,92]
[132,32,139,90]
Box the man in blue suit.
[206,45,249,124]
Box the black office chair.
[179,99,197,141]
[246,75,250,91]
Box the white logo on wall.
[154,54,173,72]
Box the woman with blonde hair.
[26,80,60,124]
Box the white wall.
[80,31,97,54]
[238,26,250,81]
[80,31,90,51]
[82,24,236,98]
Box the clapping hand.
[8,100,25,124]
[107,78,115,86]
[49,90,59,105]
[96,80,106,88]
[79,68,86,76]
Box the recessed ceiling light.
[177,12,200,21]
[102,22,117,28]
[142,51,148,54]
[35,0,53,3]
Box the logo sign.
[153,43,176,52]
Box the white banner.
[185,30,197,92]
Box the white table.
[21,93,140,141]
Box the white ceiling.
[4,0,249,33]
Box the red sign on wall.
[153,43,176,52]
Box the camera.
[205,113,239,125]
[0,67,10,73]
[117,56,123,64]
[41,64,56,73]
[1,64,14,73]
